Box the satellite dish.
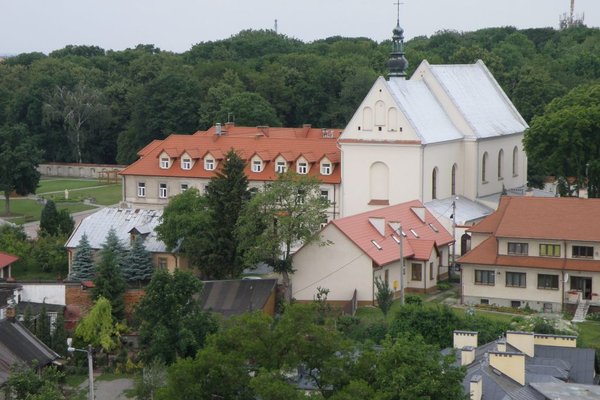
[564,273,569,283]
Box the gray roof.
[425,195,494,226]
[534,345,596,384]
[386,78,463,144]
[428,62,528,138]
[198,279,277,317]
[65,207,166,253]
[530,382,600,400]
[0,319,60,386]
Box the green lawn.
[576,321,600,348]
[43,184,121,206]
[37,178,110,194]
[0,199,95,224]
[451,307,516,324]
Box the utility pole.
[393,224,405,305]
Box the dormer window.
[297,162,308,174]
[252,160,263,173]
[182,158,192,170]
[321,163,332,175]
[276,161,287,174]
[160,157,170,169]
[205,158,215,171]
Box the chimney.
[257,126,269,137]
[506,331,534,357]
[469,375,482,400]
[5,305,16,321]
[461,346,475,366]
[302,124,311,137]
[489,351,525,385]
[215,123,222,136]
[453,330,478,349]
[497,338,507,353]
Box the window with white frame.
[137,182,146,197]
[159,183,168,199]
[180,183,189,192]
[321,162,332,175]
[204,158,215,171]
[320,190,329,200]
[182,158,192,170]
[160,157,170,169]
[276,161,287,173]
[252,160,262,173]
[297,161,308,174]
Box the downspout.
[424,262,427,293]
[420,145,425,202]
[562,240,567,312]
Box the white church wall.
[422,141,464,202]
[341,142,422,217]
[477,134,526,198]
[291,225,374,303]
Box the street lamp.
[67,338,94,400]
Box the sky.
[1,0,599,55]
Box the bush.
[586,312,600,321]
[405,295,423,305]
[437,281,452,291]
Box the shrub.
[405,295,423,305]
[586,312,600,321]
[437,281,452,291]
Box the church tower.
[387,16,408,78]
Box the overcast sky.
[1,0,599,55]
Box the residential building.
[447,330,597,400]
[0,252,18,281]
[291,200,453,305]
[339,20,528,217]
[119,124,342,221]
[459,196,600,313]
[65,207,188,275]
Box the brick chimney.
[489,351,525,385]
[469,375,482,400]
[506,331,534,357]
[453,330,478,349]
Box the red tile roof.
[120,125,342,184]
[460,197,600,271]
[330,200,454,266]
[0,252,19,268]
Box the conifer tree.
[35,303,51,347]
[123,235,154,284]
[22,304,35,332]
[51,313,68,357]
[93,229,127,321]
[69,233,95,281]
[39,199,60,236]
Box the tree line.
[0,26,598,177]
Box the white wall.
[19,283,65,306]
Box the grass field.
[576,321,600,348]
[37,178,111,194]
[0,199,95,224]
[43,184,121,206]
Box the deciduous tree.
[75,296,119,352]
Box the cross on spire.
[393,1,404,24]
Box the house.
[118,124,342,221]
[339,20,528,217]
[0,252,19,281]
[65,207,187,274]
[196,278,278,316]
[291,200,454,305]
[0,309,61,390]
[448,330,597,400]
[459,196,600,313]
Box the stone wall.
[39,162,126,180]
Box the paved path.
[78,376,135,400]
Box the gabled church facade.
[339,21,528,217]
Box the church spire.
[387,2,408,78]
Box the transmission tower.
[560,0,585,29]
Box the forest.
[0,25,599,182]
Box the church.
[339,20,528,217]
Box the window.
[320,190,329,200]
[297,189,306,204]
[180,183,189,192]
[506,272,526,288]
[480,299,490,305]
[252,160,262,173]
[538,274,559,290]
[482,152,488,182]
[321,163,332,175]
[508,242,528,255]
[475,269,495,285]
[432,167,438,200]
[430,262,434,280]
[159,183,168,199]
[160,157,170,169]
[137,182,146,197]
[451,164,457,195]
[298,162,308,174]
[204,158,215,171]
[512,146,518,176]
[158,258,167,270]
[572,245,593,258]
[181,158,192,170]
[511,300,521,308]
[276,161,287,173]
[249,187,259,196]
[540,244,560,257]
[497,149,504,179]
[411,263,422,281]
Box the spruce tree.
[199,150,250,279]
[22,304,35,332]
[93,229,127,321]
[69,233,95,281]
[51,313,68,357]
[35,303,51,347]
[39,199,60,236]
[124,235,154,285]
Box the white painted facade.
[19,283,65,306]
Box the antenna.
[274,19,278,33]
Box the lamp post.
[67,338,94,400]
[392,224,405,305]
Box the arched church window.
[512,146,518,176]
[388,108,398,131]
[432,167,438,200]
[482,152,488,183]
[451,164,457,196]
[369,162,389,203]
[363,107,373,131]
[375,101,385,126]
[498,149,504,179]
